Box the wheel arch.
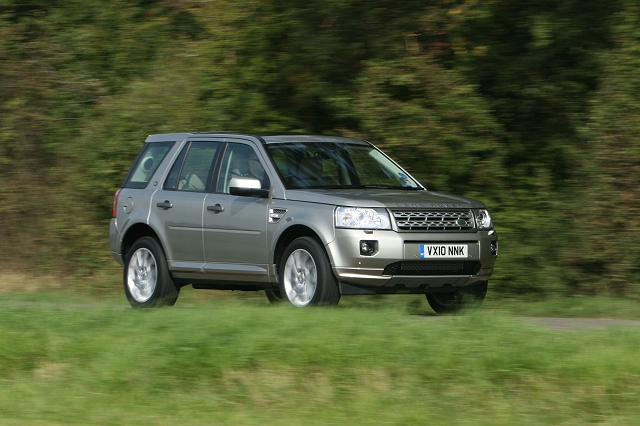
[273,225,325,276]
[121,223,162,262]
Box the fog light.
[360,240,378,256]
[490,240,498,256]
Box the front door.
[202,142,271,280]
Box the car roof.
[261,135,369,145]
[145,132,369,145]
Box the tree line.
[1,0,638,296]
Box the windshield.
[266,142,421,190]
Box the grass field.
[1,286,640,425]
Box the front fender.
[268,200,336,251]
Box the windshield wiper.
[351,185,422,190]
[293,184,422,190]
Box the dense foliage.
[0,0,638,295]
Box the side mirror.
[229,177,270,198]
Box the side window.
[123,141,174,189]
[217,143,270,193]
[163,141,220,192]
[163,148,187,190]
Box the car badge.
[456,219,467,226]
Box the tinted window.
[164,141,220,192]
[123,142,174,189]
[163,147,187,190]
[266,142,419,190]
[217,143,270,193]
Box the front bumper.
[325,228,498,294]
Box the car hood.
[283,188,485,209]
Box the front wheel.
[265,288,283,304]
[279,237,340,307]
[124,236,179,308]
[426,281,487,315]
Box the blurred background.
[1,0,638,298]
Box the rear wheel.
[279,237,340,307]
[426,282,487,315]
[124,237,179,308]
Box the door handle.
[207,204,225,213]
[156,200,173,209]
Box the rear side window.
[123,142,175,189]
[164,141,220,192]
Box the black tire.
[278,236,340,307]
[426,292,464,314]
[426,282,487,315]
[123,236,179,308]
[265,288,283,304]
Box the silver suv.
[109,133,498,313]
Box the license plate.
[420,244,468,258]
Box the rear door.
[151,140,221,271]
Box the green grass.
[1,293,640,425]
[486,294,640,320]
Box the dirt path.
[2,299,640,331]
[519,317,640,331]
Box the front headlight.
[475,209,493,230]
[335,207,391,230]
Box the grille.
[382,261,481,276]
[392,210,475,231]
